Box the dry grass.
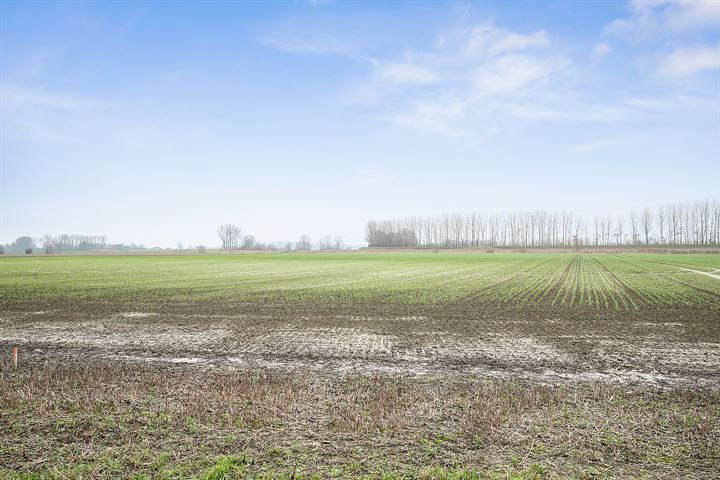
[1,358,718,479]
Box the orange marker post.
[12,347,17,369]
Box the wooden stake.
[12,347,17,369]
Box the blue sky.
[1,0,718,247]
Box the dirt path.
[678,267,720,280]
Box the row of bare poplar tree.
[366,200,720,248]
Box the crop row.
[0,253,717,309]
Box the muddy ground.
[2,301,718,389]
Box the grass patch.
[1,362,718,478]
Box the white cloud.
[657,44,720,76]
[661,0,720,31]
[320,20,578,136]
[0,84,104,110]
[350,22,574,135]
[573,137,624,153]
[464,23,550,56]
[259,30,352,55]
[604,2,719,86]
[623,93,714,111]
[377,54,574,136]
[389,95,468,136]
[374,62,440,84]
[606,0,720,37]
[469,55,568,99]
[624,96,672,109]
[507,102,631,122]
[593,42,612,58]
[264,12,713,137]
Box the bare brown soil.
[2,301,718,388]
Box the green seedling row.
[1,252,718,309]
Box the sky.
[1,0,719,247]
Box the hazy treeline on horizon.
[366,200,720,248]
[5,200,720,253]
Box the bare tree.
[41,234,55,254]
[698,200,710,244]
[604,216,613,246]
[363,199,718,249]
[641,208,653,245]
[657,208,666,245]
[218,224,241,251]
[629,211,639,244]
[670,204,681,244]
[297,235,312,250]
[318,234,333,250]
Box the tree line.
[1,234,107,254]
[218,225,345,251]
[40,234,107,253]
[365,200,720,248]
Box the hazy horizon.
[2,0,719,247]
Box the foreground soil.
[1,361,719,479]
[2,301,719,388]
[1,300,719,478]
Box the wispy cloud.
[258,28,353,55]
[573,137,624,153]
[657,44,720,76]
[0,84,108,111]
[463,23,550,56]
[262,6,717,136]
[605,0,720,38]
[468,54,568,99]
[388,94,468,137]
[348,22,576,135]
[507,101,631,122]
[593,42,612,59]
[373,61,441,85]
[604,1,719,77]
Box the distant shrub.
[431,249,440,254]
[0,245,4,254]
[196,245,207,253]
[25,248,33,254]
[486,249,494,253]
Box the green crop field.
[1,252,718,309]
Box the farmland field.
[1,252,719,308]
[1,251,719,478]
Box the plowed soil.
[2,301,718,388]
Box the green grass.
[1,252,718,309]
